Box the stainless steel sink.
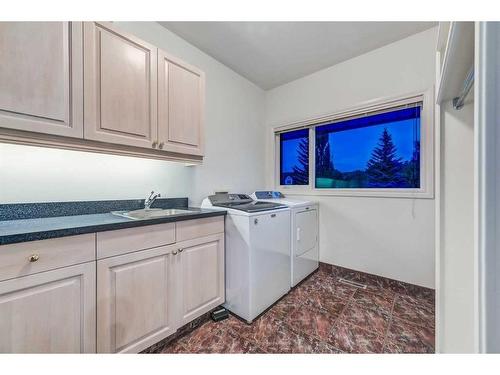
[111,208,193,220]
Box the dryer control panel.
[254,191,285,199]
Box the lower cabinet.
[177,234,225,325]
[97,244,177,353]
[0,262,96,353]
[0,218,225,353]
[97,233,224,353]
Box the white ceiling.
[159,22,436,90]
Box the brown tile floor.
[160,268,435,354]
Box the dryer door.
[295,208,318,256]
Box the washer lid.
[218,201,288,213]
[254,198,316,208]
[251,191,316,207]
[208,193,288,212]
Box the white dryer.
[251,191,319,287]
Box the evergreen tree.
[316,133,335,178]
[291,137,309,184]
[366,128,404,187]
[402,140,420,188]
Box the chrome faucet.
[144,191,161,210]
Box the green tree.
[402,141,420,188]
[291,137,309,184]
[316,133,335,178]
[366,128,404,187]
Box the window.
[279,129,309,185]
[315,105,421,189]
[275,93,433,197]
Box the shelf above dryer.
[436,22,475,104]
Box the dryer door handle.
[297,227,301,242]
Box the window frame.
[272,89,434,199]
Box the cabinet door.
[83,22,158,149]
[176,233,224,325]
[0,22,83,137]
[0,262,96,353]
[158,50,205,156]
[97,244,177,353]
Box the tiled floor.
[158,266,435,354]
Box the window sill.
[278,186,434,199]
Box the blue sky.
[329,119,419,172]
[282,138,304,172]
[281,118,420,173]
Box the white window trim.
[272,89,435,199]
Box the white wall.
[264,27,438,288]
[0,22,266,205]
[439,99,475,352]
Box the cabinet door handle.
[178,248,184,253]
[28,254,40,262]
[152,141,158,148]
[158,142,165,149]
[172,250,178,255]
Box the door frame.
[475,21,500,353]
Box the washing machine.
[201,193,291,322]
[251,191,319,287]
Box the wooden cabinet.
[0,22,83,137]
[0,21,205,161]
[176,234,225,325]
[158,50,205,156]
[83,22,158,149]
[0,262,96,353]
[0,217,224,353]
[0,234,95,282]
[96,217,224,353]
[96,222,175,259]
[97,244,177,353]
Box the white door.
[0,262,96,353]
[0,22,83,137]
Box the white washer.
[251,191,319,287]
[201,193,291,323]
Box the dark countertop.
[0,198,226,245]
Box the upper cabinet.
[83,22,158,149]
[0,22,83,138]
[0,22,205,161]
[158,50,205,156]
